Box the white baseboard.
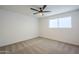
[0,36,39,47]
[40,36,79,46]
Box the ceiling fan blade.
[42,11,51,13]
[33,12,39,14]
[30,8,39,11]
[43,5,47,10]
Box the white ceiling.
[0,5,79,18]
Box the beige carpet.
[0,37,79,54]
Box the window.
[49,16,72,28]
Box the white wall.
[39,10,79,45]
[0,9,39,47]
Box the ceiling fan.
[30,5,51,16]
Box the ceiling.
[0,5,79,18]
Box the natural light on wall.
[49,16,72,28]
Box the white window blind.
[49,16,72,28]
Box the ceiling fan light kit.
[37,13,44,16]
